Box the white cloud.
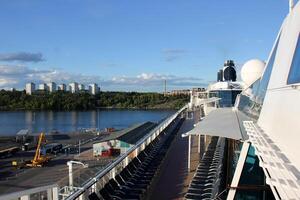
[106,73,206,87]
[162,48,187,62]
[0,65,101,89]
[0,78,18,87]
[99,63,118,68]
[0,65,208,91]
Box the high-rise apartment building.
[69,82,79,93]
[39,83,48,91]
[57,84,66,91]
[25,83,35,95]
[47,82,56,92]
[89,83,100,95]
[78,84,85,91]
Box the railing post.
[110,168,116,179]
[198,134,201,153]
[124,156,129,167]
[47,188,52,200]
[142,142,145,151]
[78,193,85,200]
[52,187,59,200]
[204,135,207,150]
[91,183,97,193]
[188,135,191,172]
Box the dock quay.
[0,106,188,200]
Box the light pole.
[67,161,88,192]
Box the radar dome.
[241,59,265,86]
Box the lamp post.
[67,161,88,192]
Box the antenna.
[164,80,167,95]
[289,0,294,12]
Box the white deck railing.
[64,104,188,200]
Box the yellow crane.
[26,132,50,167]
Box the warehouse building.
[93,122,157,157]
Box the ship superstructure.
[184,1,300,199]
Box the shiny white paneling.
[258,2,300,170]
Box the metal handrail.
[65,104,188,200]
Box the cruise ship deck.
[149,111,201,200]
[2,1,300,200]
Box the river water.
[0,109,175,136]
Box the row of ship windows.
[252,32,300,99]
[237,32,279,120]
[287,34,300,84]
[237,33,300,120]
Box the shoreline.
[0,106,180,112]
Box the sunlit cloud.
[162,48,187,62]
[0,65,208,91]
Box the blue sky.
[0,0,288,91]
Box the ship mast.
[289,0,294,12]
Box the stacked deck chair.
[185,136,226,200]
[94,117,185,200]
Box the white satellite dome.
[241,59,265,86]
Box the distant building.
[166,88,204,96]
[47,82,56,92]
[89,83,100,95]
[192,88,206,92]
[167,89,190,96]
[25,83,35,95]
[16,129,29,143]
[39,83,48,91]
[57,84,66,91]
[69,82,79,93]
[67,85,72,92]
[78,84,85,91]
[25,82,99,94]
